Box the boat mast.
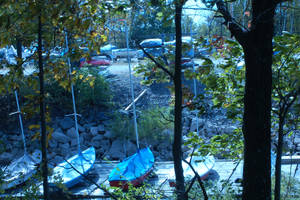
[190,23,199,135]
[10,90,27,155]
[124,20,139,149]
[65,33,81,154]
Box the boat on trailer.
[109,147,154,189]
[168,155,215,187]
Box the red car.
[79,55,111,67]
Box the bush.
[109,106,173,142]
[272,172,300,199]
[74,68,112,111]
[44,67,112,114]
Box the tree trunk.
[173,2,187,200]
[242,2,275,200]
[16,38,22,62]
[38,13,49,200]
[274,115,284,200]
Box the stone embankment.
[1,107,299,168]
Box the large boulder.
[0,152,13,165]
[103,131,114,140]
[90,126,99,136]
[48,139,58,149]
[97,125,105,134]
[124,140,137,156]
[91,135,104,144]
[70,138,78,147]
[161,129,173,139]
[296,144,300,152]
[294,137,300,144]
[52,155,64,166]
[95,112,109,122]
[159,149,173,161]
[189,117,205,132]
[95,139,110,156]
[66,127,77,138]
[78,124,85,132]
[81,131,92,142]
[52,129,70,143]
[107,139,125,160]
[58,142,70,156]
[59,117,74,130]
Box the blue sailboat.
[108,20,154,189]
[109,147,154,189]
[50,146,95,188]
[49,34,95,188]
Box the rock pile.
[1,110,299,167]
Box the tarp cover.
[49,146,95,188]
[1,150,41,190]
[140,39,162,48]
[109,147,154,182]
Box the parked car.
[0,46,17,65]
[164,37,194,58]
[79,55,111,67]
[111,48,138,61]
[195,47,209,57]
[140,38,162,48]
[169,57,198,69]
[100,44,117,60]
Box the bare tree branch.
[215,0,248,45]
[182,159,208,200]
[138,44,174,80]
[63,159,119,200]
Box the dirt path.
[107,60,171,109]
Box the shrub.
[109,106,173,142]
[74,68,112,112]
[44,67,112,114]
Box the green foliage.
[186,179,241,200]
[134,56,172,86]
[109,106,173,142]
[184,129,243,160]
[36,68,112,113]
[129,0,175,45]
[272,172,300,199]
[110,182,165,200]
[271,32,300,150]
[0,172,42,200]
[74,68,113,111]
[272,33,300,111]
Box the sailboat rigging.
[108,20,154,189]
[1,91,41,190]
[48,33,95,188]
